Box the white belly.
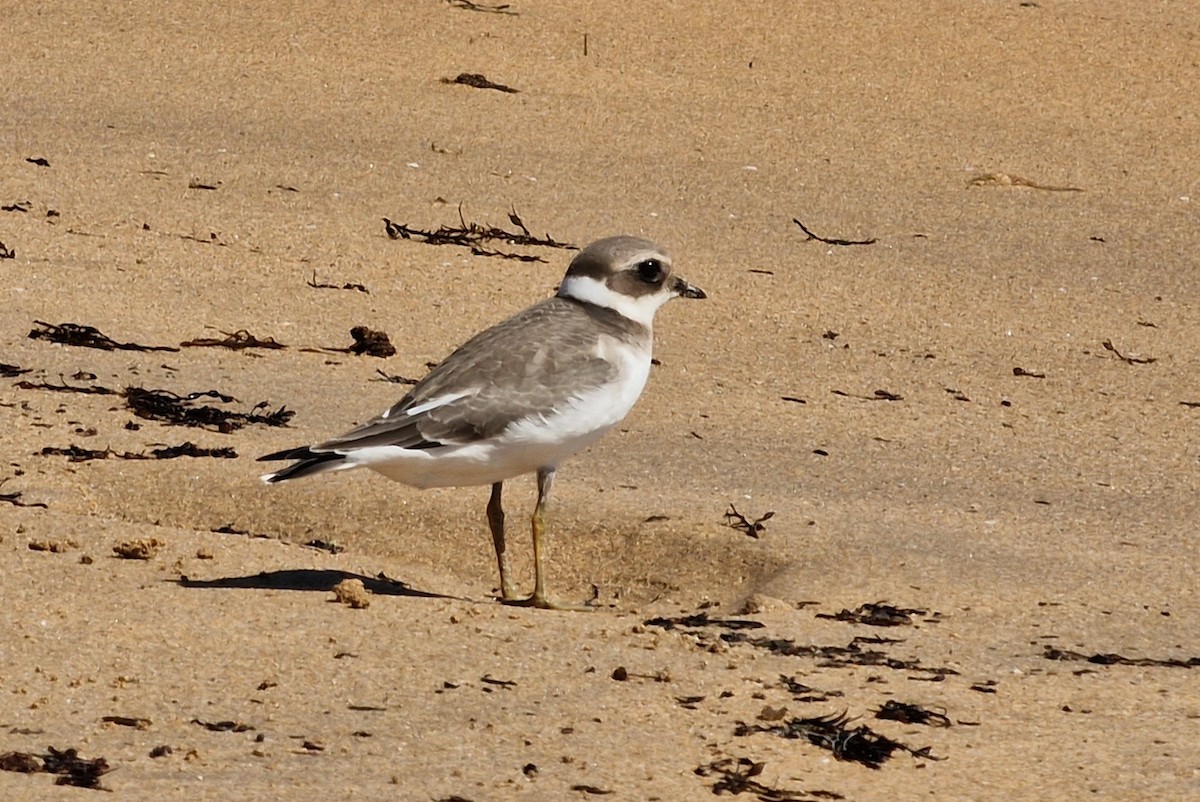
[347,336,652,488]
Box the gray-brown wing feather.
[312,298,621,453]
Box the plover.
[259,236,706,609]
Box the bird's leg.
[505,467,592,611]
[487,481,517,601]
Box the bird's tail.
[258,446,346,483]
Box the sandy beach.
[2,2,1197,799]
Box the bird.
[258,235,706,609]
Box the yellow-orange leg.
[505,468,591,611]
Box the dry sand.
[2,1,1198,799]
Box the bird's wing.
[312,299,621,453]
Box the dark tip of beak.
[674,277,707,299]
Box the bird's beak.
[672,276,707,299]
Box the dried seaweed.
[0,240,14,259]
[721,631,958,676]
[778,675,843,703]
[446,0,517,14]
[307,271,369,293]
[14,379,118,395]
[0,746,115,789]
[875,700,952,727]
[1043,645,1199,669]
[125,387,293,432]
[0,362,30,377]
[440,72,520,93]
[735,712,940,769]
[695,757,837,800]
[815,602,939,627]
[793,218,876,247]
[1101,339,1155,365]
[723,505,774,538]
[29,321,179,352]
[180,330,286,350]
[191,719,255,732]
[645,613,766,631]
[383,206,575,257]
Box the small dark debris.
[781,396,806,404]
[831,388,904,401]
[481,674,516,688]
[212,524,250,535]
[187,179,221,190]
[969,680,998,694]
[300,740,324,752]
[148,745,173,758]
[113,538,162,560]
[1043,646,1198,669]
[1179,400,1200,408]
[793,217,876,247]
[347,704,387,711]
[0,751,41,772]
[373,369,420,385]
[191,719,255,732]
[522,762,538,777]
[1013,367,1045,378]
[676,695,705,709]
[644,613,765,631]
[695,757,836,800]
[101,715,152,729]
[441,72,520,93]
[723,504,774,538]
[875,700,951,727]
[816,602,935,627]
[1101,339,1156,365]
[307,271,369,294]
[611,666,628,681]
[26,157,51,167]
[748,268,775,275]
[735,712,939,769]
[2,201,31,213]
[0,478,48,509]
[570,784,614,795]
[0,240,14,259]
[29,321,179,352]
[0,362,30,377]
[778,675,843,703]
[125,387,293,431]
[305,539,345,554]
[181,330,286,350]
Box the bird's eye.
[634,258,664,284]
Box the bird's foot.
[502,592,595,612]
